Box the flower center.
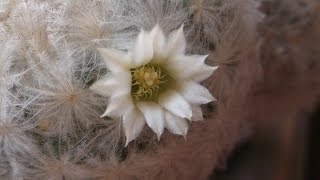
[130,64,168,101]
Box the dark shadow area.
[305,103,320,180]
[211,102,320,180]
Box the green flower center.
[130,64,171,101]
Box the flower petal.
[98,48,131,72]
[101,94,133,118]
[167,55,218,82]
[150,24,167,62]
[178,81,215,105]
[132,30,153,68]
[166,25,186,57]
[123,108,146,146]
[164,111,188,137]
[191,105,204,121]
[193,65,218,82]
[136,101,164,140]
[90,71,131,97]
[158,90,192,120]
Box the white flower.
[90,25,218,146]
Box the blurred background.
[208,1,320,179]
[211,103,320,180]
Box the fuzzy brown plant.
[252,0,320,127]
[220,1,320,179]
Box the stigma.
[131,65,167,101]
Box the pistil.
[131,64,167,101]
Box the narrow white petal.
[90,71,131,97]
[167,55,218,82]
[192,65,218,82]
[191,105,204,121]
[167,55,206,79]
[178,81,215,105]
[166,25,186,57]
[98,48,131,72]
[136,101,164,139]
[150,25,167,62]
[101,94,134,118]
[132,30,153,67]
[123,108,146,146]
[164,111,188,137]
[90,78,113,97]
[158,90,192,120]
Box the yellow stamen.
[131,65,167,101]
